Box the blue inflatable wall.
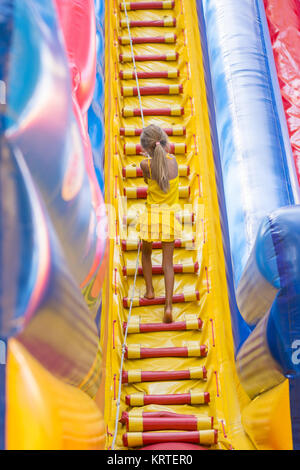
[88,0,105,194]
[0,0,106,448]
[200,0,300,448]
[4,0,107,288]
[202,0,298,287]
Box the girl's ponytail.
[140,124,170,193]
[151,142,170,193]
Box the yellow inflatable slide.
[101,0,254,450]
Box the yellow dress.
[137,155,182,242]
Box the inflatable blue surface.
[201,0,300,448]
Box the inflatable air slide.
[0,0,300,451]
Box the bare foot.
[163,306,173,323]
[143,288,155,300]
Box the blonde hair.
[140,124,170,193]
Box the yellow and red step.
[119,33,177,45]
[123,430,218,448]
[123,210,195,226]
[120,69,179,80]
[123,315,202,333]
[121,84,183,96]
[122,105,184,117]
[122,164,190,178]
[123,185,190,198]
[120,18,176,28]
[121,410,207,421]
[125,343,208,359]
[122,413,213,431]
[122,261,199,276]
[125,390,210,406]
[124,142,186,154]
[120,125,186,136]
[119,51,178,62]
[123,290,200,308]
[176,211,195,224]
[120,1,175,11]
[121,236,195,251]
[122,366,207,383]
[120,410,213,424]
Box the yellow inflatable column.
[242,380,293,450]
[6,339,105,450]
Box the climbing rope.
[111,240,141,449]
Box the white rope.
[111,240,141,450]
[111,0,146,449]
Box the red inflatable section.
[54,0,107,289]
[264,0,300,186]
[54,0,96,114]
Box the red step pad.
[123,430,218,448]
[123,185,190,198]
[120,1,175,11]
[120,70,179,80]
[121,84,183,97]
[122,106,184,117]
[120,126,186,136]
[125,343,208,359]
[124,415,213,432]
[119,51,178,62]
[119,33,176,45]
[123,290,200,308]
[123,316,203,333]
[121,237,194,251]
[120,18,176,28]
[119,69,180,80]
[124,142,186,154]
[122,366,207,383]
[141,442,208,450]
[125,391,210,406]
[122,261,199,276]
[122,164,190,178]
[120,410,211,424]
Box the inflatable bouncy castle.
[0,0,300,451]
